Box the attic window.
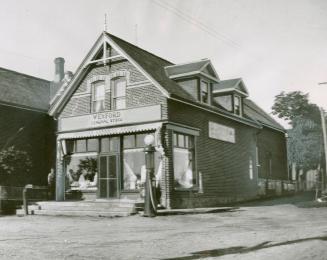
[112,77,126,110]
[200,81,209,104]
[234,95,242,116]
[92,81,106,112]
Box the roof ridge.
[106,32,174,65]
[0,66,50,83]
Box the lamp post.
[143,134,156,217]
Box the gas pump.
[143,134,157,217]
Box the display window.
[173,132,196,189]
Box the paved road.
[1,194,327,259]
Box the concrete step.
[27,204,134,213]
[34,202,135,209]
[16,199,138,217]
[30,209,131,217]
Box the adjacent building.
[0,67,55,186]
[48,32,288,208]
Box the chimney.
[54,57,65,83]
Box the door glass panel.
[99,156,107,178]
[108,156,117,178]
[99,180,107,198]
[109,180,117,197]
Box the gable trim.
[169,71,219,82]
[213,88,248,97]
[104,34,170,98]
[49,33,170,117]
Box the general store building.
[49,32,288,209]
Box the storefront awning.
[57,122,163,140]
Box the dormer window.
[112,77,126,110]
[92,81,106,112]
[234,95,242,116]
[200,81,209,104]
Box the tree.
[272,91,324,173]
[0,146,32,185]
[272,91,321,125]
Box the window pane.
[201,81,209,103]
[109,137,120,152]
[123,149,145,190]
[115,80,126,97]
[108,156,117,178]
[93,100,105,112]
[115,98,126,110]
[65,155,98,190]
[173,147,194,189]
[99,156,107,179]
[184,135,189,148]
[178,134,184,148]
[87,138,99,152]
[173,133,178,146]
[124,135,135,149]
[76,139,87,153]
[66,140,75,154]
[136,133,147,148]
[101,138,110,153]
[201,81,208,92]
[94,84,105,100]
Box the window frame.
[200,80,209,104]
[91,81,106,113]
[111,77,127,110]
[233,94,242,116]
[172,131,198,191]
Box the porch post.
[55,138,65,201]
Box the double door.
[98,154,119,199]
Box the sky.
[0,0,327,127]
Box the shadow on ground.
[162,235,327,260]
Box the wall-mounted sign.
[208,121,235,143]
[59,105,161,132]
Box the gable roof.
[164,59,219,81]
[243,99,285,131]
[49,32,283,132]
[0,67,50,112]
[107,33,196,101]
[213,78,249,96]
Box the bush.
[0,146,32,185]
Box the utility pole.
[320,107,327,191]
[318,82,327,191]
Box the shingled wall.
[167,99,259,208]
[59,60,167,119]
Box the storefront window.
[100,137,120,153]
[65,154,98,190]
[173,132,196,189]
[123,133,159,190]
[76,139,87,153]
[87,138,99,152]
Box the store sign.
[59,105,161,131]
[208,121,235,143]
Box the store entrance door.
[98,154,119,199]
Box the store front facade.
[50,32,288,209]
